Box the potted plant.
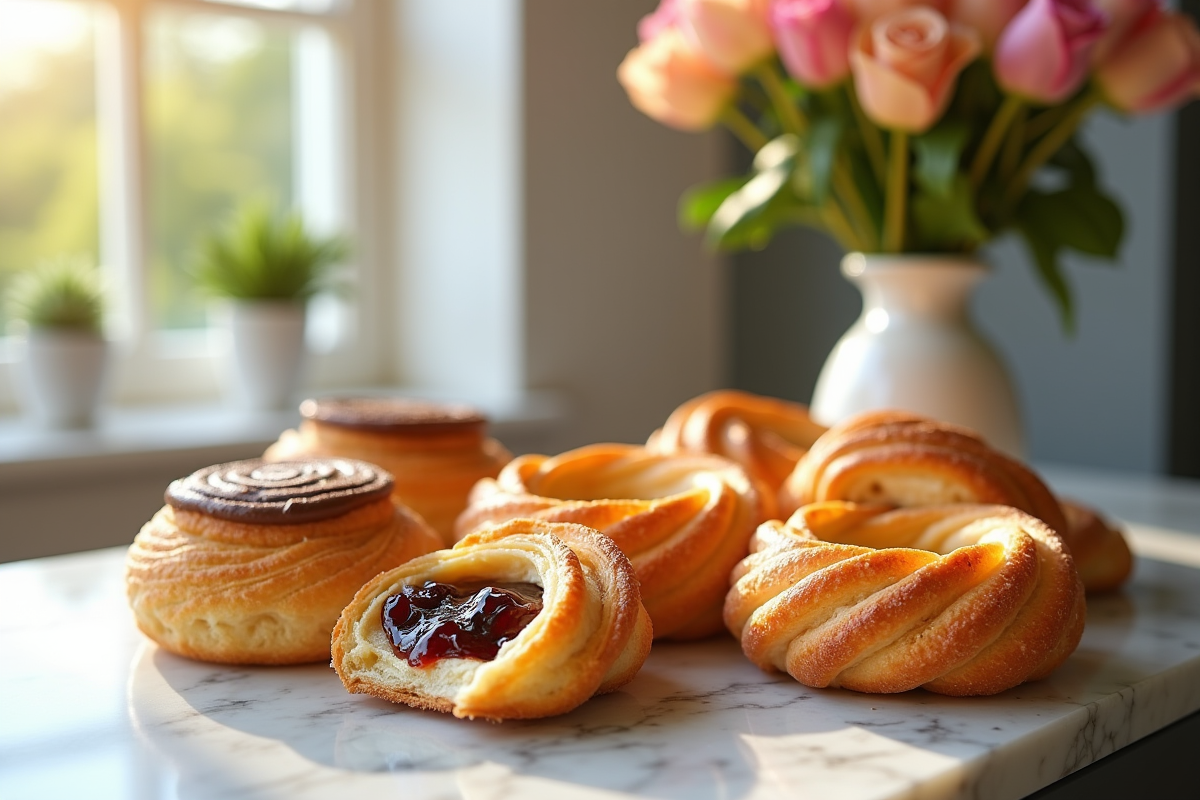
[193,204,349,411]
[6,256,109,428]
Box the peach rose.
[847,0,950,23]
[849,6,981,131]
[678,0,774,74]
[618,27,739,131]
[949,0,1028,49]
[1097,8,1200,112]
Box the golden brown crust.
[1060,499,1134,593]
[647,390,828,518]
[330,519,653,720]
[125,498,442,665]
[725,502,1085,696]
[264,410,512,543]
[454,444,763,640]
[780,411,1068,535]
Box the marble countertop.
[3,468,1200,800]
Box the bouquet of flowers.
[618,0,1200,326]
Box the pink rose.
[1096,9,1200,112]
[618,27,739,131]
[678,0,774,74]
[849,6,981,131]
[994,0,1108,103]
[846,0,950,23]
[949,0,1028,49]
[1091,0,1156,63]
[639,0,683,43]
[771,0,855,88]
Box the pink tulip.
[847,0,951,23]
[639,0,684,43]
[949,0,1028,49]
[1097,9,1200,112]
[849,6,981,131]
[994,0,1108,103]
[771,0,855,88]
[618,27,739,131]
[678,0,774,74]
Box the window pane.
[0,0,100,333]
[145,9,295,330]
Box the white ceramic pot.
[223,301,308,411]
[19,329,109,429]
[810,253,1025,457]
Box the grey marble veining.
[3,523,1200,800]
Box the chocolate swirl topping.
[166,458,394,524]
[299,397,486,436]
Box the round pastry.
[726,502,1086,696]
[647,389,828,518]
[125,458,442,665]
[264,397,512,543]
[332,518,653,721]
[1060,499,1134,593]
[455,444,764,640]
[780,411,1068,534]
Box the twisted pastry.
[726,502,1086,696]
[126,458,442,665]
[265,397,512,543]
[780,411,1068,535]
[647,390,828,518]
[455,444,763,640]
[1060,499,1134,593]
[332,518,653,720]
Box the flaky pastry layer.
[726,502,1086,696]
[455,444,763,639]
[331,519,653,720]
[125,499,442,664]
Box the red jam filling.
[381,580,544,667]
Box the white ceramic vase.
[223,301,308,411]
[810,253,1025,457]
[19,329,109,429]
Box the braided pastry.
[265,397,512,543]
[726,502,1086,696]
[647,390,828,518]
[126,458,442,665]
[332,518,653,720]
[1060,499,1134,593]
[455,444,763,640]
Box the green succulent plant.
[5,256,106,334]
[192,204,350,301]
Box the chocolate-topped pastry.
[126,458,441,665]
[166,458,392,524]
[265,397,512,543]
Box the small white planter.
[19,329,109,429]
[220,301,308,412]
[811,253,1025,457]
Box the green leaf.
[1048,138,1096,189]
[679,177,751,231]
[1020,186,1124,258]
[1014,194,1075,333]
[911,174,989,250]
[708,135,805,251]
[806,117,843,205]
[912,121,969,198]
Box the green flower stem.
[755,63,807,135]
[833,161,879,251]
[970,94,1024,188]
[721,106,770,152]
[1005,90,1101,206]
[883,130,909,252]
[1023,103,1073,142]
[820,203,863,252]
[847,85,887,187]
[999,105,1028,182]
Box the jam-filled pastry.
[331,518,653,721]
[1060,499,1134,593]
[125,458,442,665]
[726,502,1086,696]
[455,444,763,640]
[647,390,828,519]
[264,397,512,543]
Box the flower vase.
[810,253,1025,457]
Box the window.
[0,0,377,410]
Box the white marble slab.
[2,520,1200,800]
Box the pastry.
[264,397,512,543]
[1060,499,1134,593]
[647,389,828,518]
[125,458,442,665]
[455,444,764,640]
[332,518,653,721]
[725,502,1086,696]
